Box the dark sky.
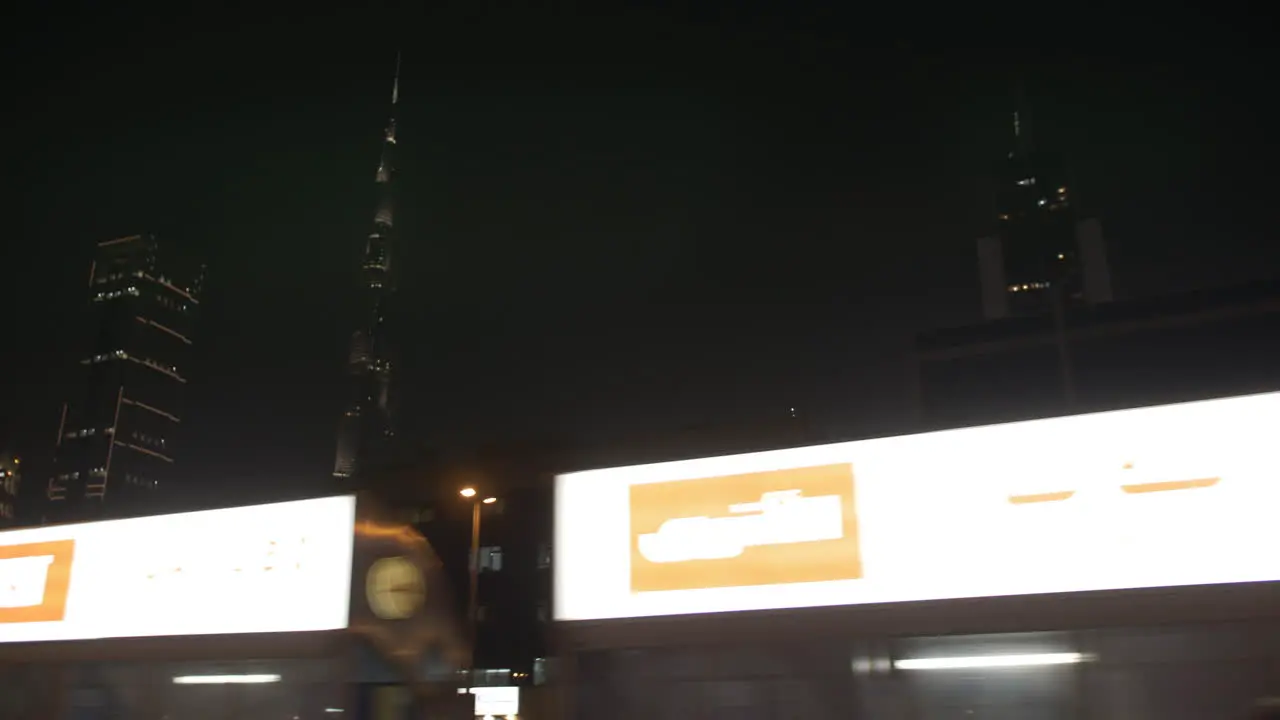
[3,7,1275,500]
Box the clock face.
[365,556,426,620]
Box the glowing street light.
[460,486,498,692]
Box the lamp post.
[459,488,497,696]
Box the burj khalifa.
[334,55,401,483]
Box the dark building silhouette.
[382,440,558,687]
[334,56,401,486]
[976,104,1112,321]
[912,278,1280,429]
[422,483,554,687]
[44,234,204,522]
[0,452,19,527]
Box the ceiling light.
[172,674,282,685]
[894,652,1086,670]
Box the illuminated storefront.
[555,392,1280,719]
[0,494,469,719]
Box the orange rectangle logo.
[0,540,76,624]
[630,463,862,593]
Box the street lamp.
[459,487,497,690]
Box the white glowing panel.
[0,496,357,642]
[471,686,519,715]
[894,653,1086,670]
[555,392,1280,621]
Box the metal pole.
[467,500,481,688]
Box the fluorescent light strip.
[172,674,282,685]
[894,652,1086,670]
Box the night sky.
[3,8,1275,502]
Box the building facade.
[45,233,204,523]
[565,613,1280,719]
[0,453,19,527]
[334,57,401,486]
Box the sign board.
[555,392,1280,621]
[0,496,357,642]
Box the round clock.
[365,556,426,620]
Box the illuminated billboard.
[0,496,357,643]
[555,392,1280,621]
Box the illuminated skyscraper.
[334,55,401,484]
[46,234,204,522]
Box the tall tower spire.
[334,54,402,484]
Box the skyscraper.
[46,234,204,522]
[334,56,400,484]
[977,102,1112,320]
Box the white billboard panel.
[555,392,1280,621]
[0,495,357,642]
